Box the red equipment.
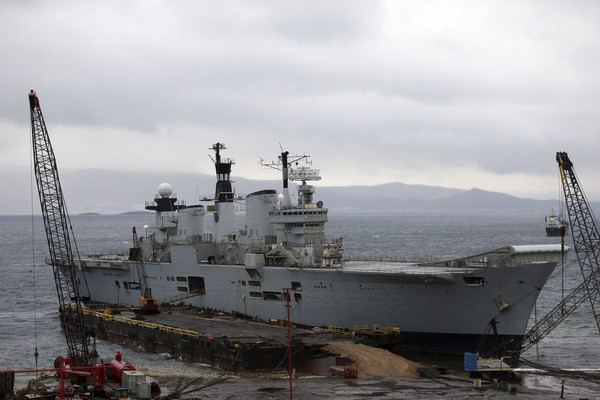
[109,352,136,384]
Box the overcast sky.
[2,0,600,213]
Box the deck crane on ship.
[129,227,159,313]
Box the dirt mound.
[324,343,421,378]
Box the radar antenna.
[261,149,316,206]
[288,166,321,183]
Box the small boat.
[545,209,568,237]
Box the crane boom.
[29,90,93,366]
[519,262,599,353]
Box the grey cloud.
[2,0,600,206]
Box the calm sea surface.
[1,212,599,390]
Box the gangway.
[160,290,205,306]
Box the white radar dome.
[277,193,285,202]
[158,183,173,198]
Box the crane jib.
[29,90,95,367]
[482,152,600,364]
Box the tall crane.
[129,227,158,313]
[29,90,94,366]
[466,152,600,378]
[555,152,600,332]
[513,152,600,355]
[481,152,600,361]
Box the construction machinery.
[468,151,600,374]
[129,227,159,313]
[555,152,600,330]
[464,352,513,378]
[29,90,96,366]
[517,152,600,353]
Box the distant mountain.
[422,188,562,212]
[316,183,464,213]
[4,166,596,215]
[318,186,568,214]
[119,211,153,216]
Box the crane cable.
[558,167,566,306]
[29,121,39,374]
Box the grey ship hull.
[74,245,557,355]
[68,146,564,355]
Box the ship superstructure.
[68,143,568,355]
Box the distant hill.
[119,211,154,216]
[422,188,562,212]
[4,166,597,215]
[318,186,568,214]
[316,183,464,213]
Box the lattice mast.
[29,90,92,366]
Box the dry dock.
[59,306,600,399]
[64,305,401,373]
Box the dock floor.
[67,305,374,372]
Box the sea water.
[0,213,598,388]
